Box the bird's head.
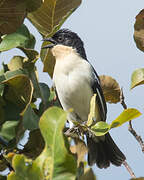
[42,29,87,60]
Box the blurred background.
[1,0,144,179]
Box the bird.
[42,29,126,168]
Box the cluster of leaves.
[0,0,95,179]
[129,9,144,180]
[0,0,143,180]
[131,9,144,89]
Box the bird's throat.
[51,44,76,60]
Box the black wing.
[91,67,107,122]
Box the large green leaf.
[131,68,144,89]
[1,101,24,144]
[0,24,36,52]
[7,54,41,101]
[23,105,39,130]
[22,129,44,159]
[36,107,77,180]
[3,101,21,122]
[90,108,141,136]
[28,0,82,37]
[35,0,81,77]
[134,9,144,52]
[8,107,77,180]
[0,121,19,141]
[2,74,33,113]
[7,154,42,180]
[110,108,141,128]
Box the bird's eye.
[58,36,63,42]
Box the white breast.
[53,51,93,122]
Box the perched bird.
[42,29,126,168]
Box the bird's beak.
[42,38,57,49]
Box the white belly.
[53,65,93,122]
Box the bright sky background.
[1,1,144,179]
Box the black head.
[43,29,87,60]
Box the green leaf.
[0,103,5,124]
[40,48,55,78]
[2,74,33,113]
[39,83,50,103]
[25,0,43,12]
[27,0,82,36]
[4,101,21,121]
[8,56,24,71]
[23,105,39,130]
[91,121,110,136]
[35,0,81,77]
[4,69,27,80]
[39,82,50,110]
[79,168,96,180]
[8,107,77,180]
[0,24,36,52]
[7,154,42,180]
[131,68,144,89]
[36,107,77,180]
[26,66,41,99]
[0,121,19,141]
[18,48,39,63]
[110,108,142,128]
[0,175,7,180]
[22,129,44,159]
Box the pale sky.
[1,1,144,179]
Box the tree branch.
[123,161,136,178]
[120,88,144,153]
[128,121,144,153]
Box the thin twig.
[120,88,144,153]
[120,88,127,109]
[128,121,144,153]
[123,161,136,178]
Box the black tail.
[87,133,126,168]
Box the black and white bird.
[43,29,126,168]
